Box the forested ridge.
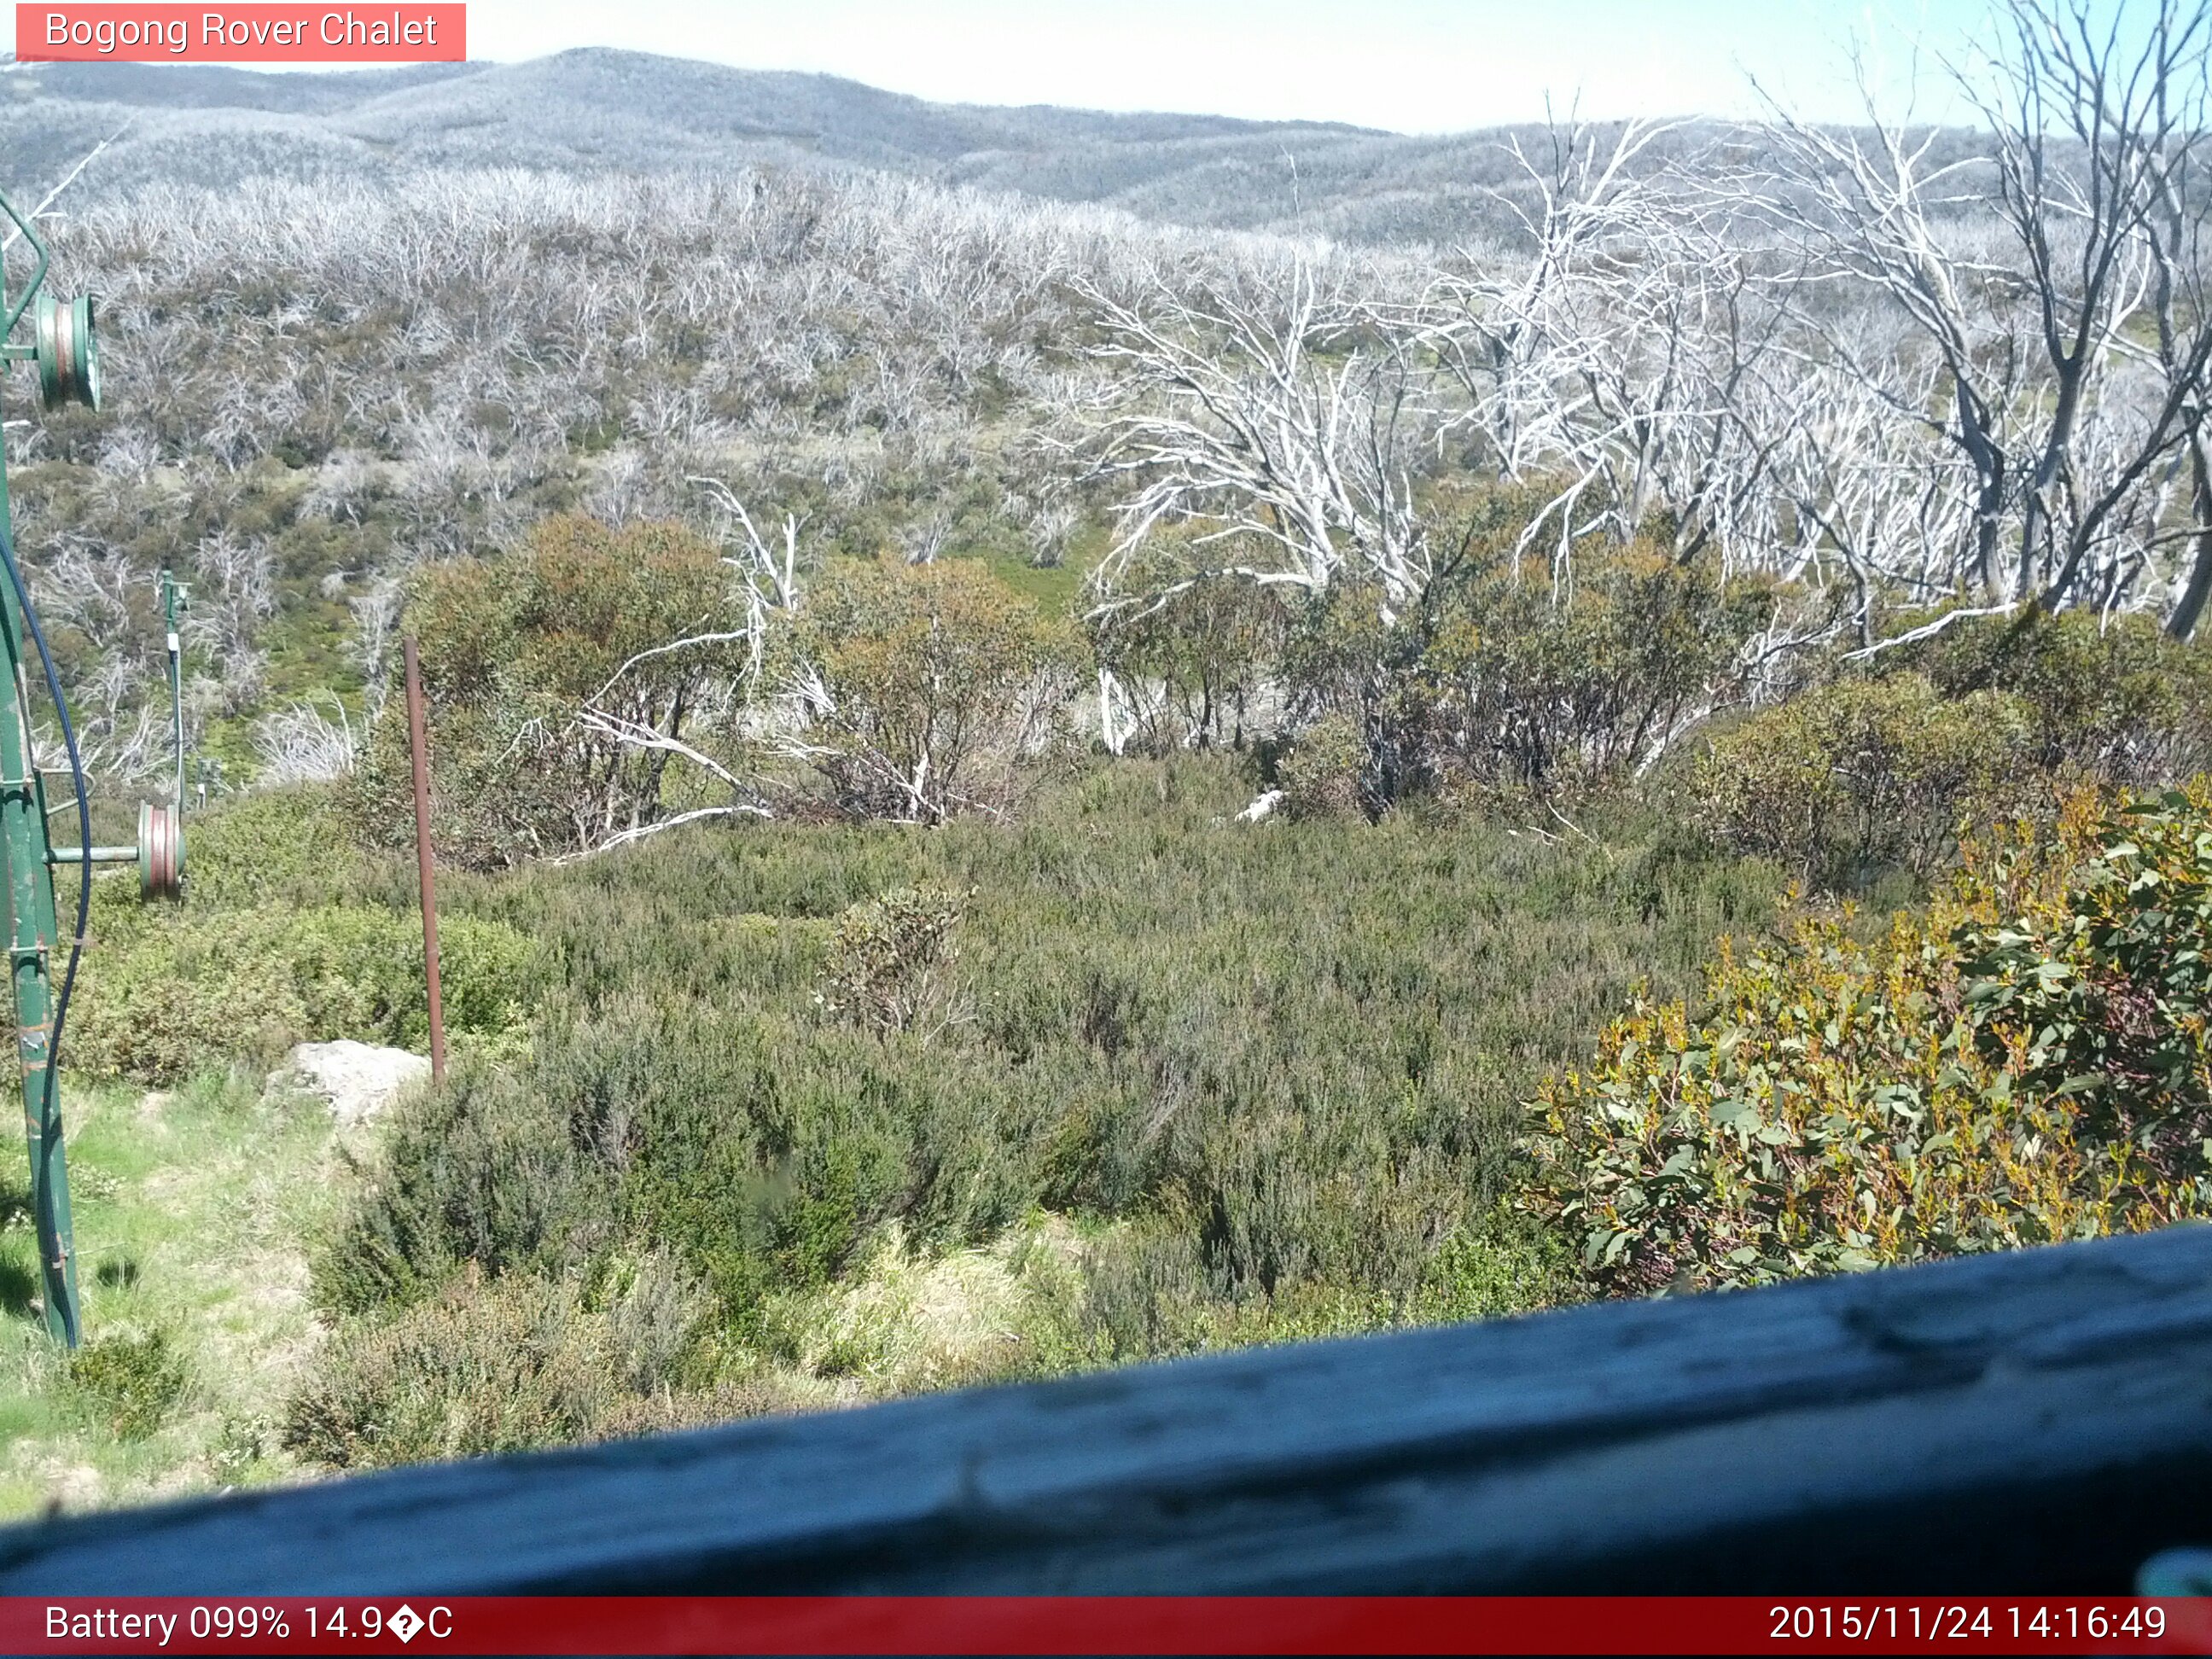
[3,0,2211,1511]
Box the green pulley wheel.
[36,294,99,413]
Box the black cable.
[0,521,86,1347]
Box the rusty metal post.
[403,637,446,1084]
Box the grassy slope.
[0,1074,336,1517]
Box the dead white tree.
[1548,201,1806,567]
[1757,67,2032,602]
[2117,3,2212,636]
[1759,0,2212,620]
[1080,255,1442,623]
[1968,0,2212,608]
[349,576,402,718]
[688,474,804,683]
[1383,114,1820,603]
[1761,335,1988,643]
[252,692,358,784]
[0,119,131,256]
[184,528,276,713]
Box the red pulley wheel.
[138,802,183,901]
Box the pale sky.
[7,0,2016,133]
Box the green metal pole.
[0,197,79,1347]
[0,415,78,1348]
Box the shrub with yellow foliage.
[1525,785,2212,1296]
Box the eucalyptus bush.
[783,556,1074,823]
[1909,609,2212,786]
[1958,789,2212,1174]
[1086,527,1290,754]
[1421,538,1778,790]
[350,515,747,868]
[1691,673,2038,879]
[816,884,969,1038]
[1526,785,2212,1298]
[1258,522,1781,816]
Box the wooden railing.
[2,1226,2208,1594]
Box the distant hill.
[0,48,1700,245]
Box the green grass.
[0,1071,340,1518]
[976,544,1089,615]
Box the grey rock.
[274,1040,431,1127]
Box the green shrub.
[783,556,1074,822]
[1526,786,2212,1299]
[1065,1211,1569,1363]
[1692,673,2036,878]
[817,884,969,1037]
[316,757,1782,1365]
[68,1328,188,1441]
[314,1061,608,1313]
[68,907,311,1086]
[172,784,387,911]
[319,982,1052,1340]
[1068,1225,1215,1361]
[1272,573,1435,815]
[610,1008,1047,1323]
[283,1272,717,1470]
[69,902,538,1085]
[349,515,749,869]
[1912,608,2212,785]
[597,1249,718,1395]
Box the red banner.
[15,5,463,62]
[0,1597,2207,1656]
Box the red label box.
[15,5,465,62]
